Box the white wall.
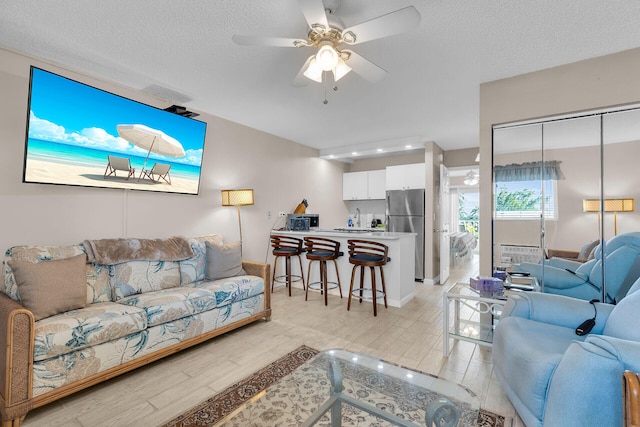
[0,47,350,266]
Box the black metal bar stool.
[347,239,390,316]
[304,237,344,305]
[270,235,305,297]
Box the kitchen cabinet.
[367,170,386,199]
[343,172,368,200]
[386,163,426,190]
[342,170,386,200]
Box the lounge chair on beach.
[104,155,135,180]
[140,163,172,184]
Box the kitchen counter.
[270,229,416,308]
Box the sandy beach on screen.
[24,158,200,194]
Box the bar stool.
[347,239,390,316]
[304,237,344,305]
[270,235,305,297]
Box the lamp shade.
[333,56,351,81]
[303,58,323,83]
[221,189,254,206]
[316,42,339,71]
[583,198,634,212]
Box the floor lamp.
[583,198,634,236]
[221,189,254,248]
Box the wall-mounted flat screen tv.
[23,66,207,195]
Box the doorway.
[447,166,480,280]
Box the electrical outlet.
[279,212,286,217]
[267,211,272,219]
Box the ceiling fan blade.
[298,0,329,30]
[342,6,421,45]
[292,56,315,86]
[232,34,306,48]
[343,50,387,83]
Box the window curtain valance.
[493,160,565,182]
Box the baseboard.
[423,276,440,285]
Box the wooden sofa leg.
[1,414,25,427]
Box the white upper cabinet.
[342,170,386,200]
[386,163,426,190]
[343,171,368,200]
[367,170,386,199]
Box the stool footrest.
[350,288,386,301]
[274,274,303,283]
[307,281,341,292]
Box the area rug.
[162,345,508,427]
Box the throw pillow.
[578,240,599,261]
[205,241,246,280]
[8,253,87,321]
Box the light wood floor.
[23,255,524,426]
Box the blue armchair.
[519,232,640,303]
[493,278,640,427]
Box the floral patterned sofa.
[0,234,270,426]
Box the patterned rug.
[162,346,508,427]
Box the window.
[494,179,557,220]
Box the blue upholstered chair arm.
[585,335,640,370]
[519,262,588,289]
[502,292,614,333]
[545,257,584,272]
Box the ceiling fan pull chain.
[322,73,329,104]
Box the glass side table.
[443,277,539,357]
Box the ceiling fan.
[232,0,421,85]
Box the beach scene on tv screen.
[24,67,207,195]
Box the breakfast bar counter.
[271,229,416,307]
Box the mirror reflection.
[492,106,640,302]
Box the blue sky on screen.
[27,67,206,166]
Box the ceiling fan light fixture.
[303,58,324,82]
[316,41,339,71]
[333,56,351,81]
[464,170,479,186]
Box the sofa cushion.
[8,254,87,321]
[118,287,217,327]
[191,275,264,307]
[578,240,599,261]
[4,244,111,304]
[179,235,225,285]
[33,301,147,362]
[205,241,246,280]
[110,260,181,300]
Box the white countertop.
[272,229,416,240]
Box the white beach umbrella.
[116,124,185,173]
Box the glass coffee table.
[218,349,480,426]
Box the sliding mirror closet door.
[492,123,545,273]
[601,109,640,301]
[493,117,604,295]
[602,109,640,238]
[541,115,602,266]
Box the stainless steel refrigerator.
[386,189,425,282]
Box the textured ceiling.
[2,0,640,156]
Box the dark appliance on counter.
[386,189,425,282]
[286,214,319,231]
